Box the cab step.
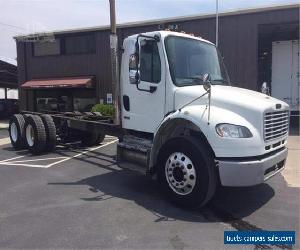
[117,135,152,173]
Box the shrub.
[91,104,115,117]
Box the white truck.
[8,23,290,208]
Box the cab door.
[121,37,166,133]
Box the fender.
[149,105,212,172]
[149,103,262,172]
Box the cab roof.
[126,30,215,46]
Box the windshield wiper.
[188,76,204,84]
[212,78,228,85]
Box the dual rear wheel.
[9,114,26,150]
[9,114,56,154]
[9,114,105,155]
[24,115,53,154]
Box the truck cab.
[118,31,289,207]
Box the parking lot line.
[0,139,118,169]
[0,155,25,162]
[1,156,68,164]
[46,139,118,168]
[0,162,50,168]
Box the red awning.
[21,76,93,89]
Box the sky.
[0,0,298,65]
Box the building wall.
[16,6,299,110]
[0,60,18,89]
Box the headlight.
[216,123,253,138]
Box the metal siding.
[96,30,111,102]
[16,42,27,110]
[16,7,299,111]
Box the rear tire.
[40,114,56,152]
[24,115,47,155]
[157,137,217,208]
[9,114,26,150]
[95,133,105,144]
[81,132,105,147]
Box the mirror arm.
[134,34,160,69]
[133,33,160,93]
[136,34,160,43]
[207,86,211,125]
[136,84,157,93]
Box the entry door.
[271,40,300,111]
[121,39,166,133]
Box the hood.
[174,85,289,113]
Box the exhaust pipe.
[109,0,121,125]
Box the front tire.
[157,137,217,208]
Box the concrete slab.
[0,137,10,146]
[282,135,300,187]
[0,119,9,130]
[0,128,8,139]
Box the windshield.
[165,36,230,87]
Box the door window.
[140,41,161,83]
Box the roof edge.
[14,3,300,40]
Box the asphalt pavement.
[0,129,8,139]
[0,129,298,249]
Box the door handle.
[149,86,157,93]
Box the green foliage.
[91,104,115,117]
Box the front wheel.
[157,137,217,208]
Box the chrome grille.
[264,110,289,141]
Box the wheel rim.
[26,124,35,147]
[165,152,196,195]
[10,123,18,142]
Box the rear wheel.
[40,114,56,152]
[9,114,26,150]
[81,131,105,147]
[24,115,47,154]
[157,137,217,208]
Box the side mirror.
[129,69,137,84]
[129,54,139,84]
[203,73,211,92]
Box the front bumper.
[217,147,288,186]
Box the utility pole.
[109,0,120,125]
[216,0,219,47]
